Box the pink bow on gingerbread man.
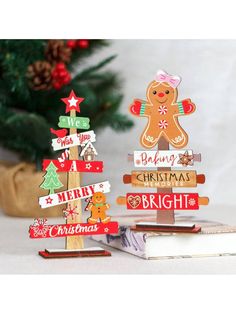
[155,70,181,88]
[129,70,195,149]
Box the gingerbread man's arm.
[129,99,153,117]
[87,203,93,211]
[172,99,196,116]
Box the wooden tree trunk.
[65,109,84,249]
[156,136,175,224]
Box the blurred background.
[0,39,235,220]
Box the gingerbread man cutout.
[129,70,196,149]
[87,192,111,224]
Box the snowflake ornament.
[158,120,168,129]
[188,198,196,206]
[63,204,78,220]
[31,219,49,238]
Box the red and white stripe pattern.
[158,105,167,115]
[158,120,168,129]
[58,149,70,163]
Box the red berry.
[77,39,89,49]
[56,63,66,71]
[58,70,67,78]
[67,40,77,49]
[51,70,58,78]
[63,74,71,84]
[53,81,62,90]
[52,63,71,89]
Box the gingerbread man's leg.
[163,118,188,148]
[88,210,99,224]
[100,211,111,224]
[141,118,162,148]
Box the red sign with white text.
[43,160,103,173]
[126,193,199,210]
[29,221,119,239]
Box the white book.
[92,214,236,259]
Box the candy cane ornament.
[58,149,70,163]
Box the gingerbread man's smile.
[156,98,167,104]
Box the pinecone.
[26,61,52,91]
[45,40,72,64]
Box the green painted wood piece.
[40,161,63,194]
[58,116,90,129]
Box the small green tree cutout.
[40,161,63,194]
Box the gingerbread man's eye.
[153,91,157,95]
[165,90,169,94]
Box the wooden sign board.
[123,170,205,188]
[39,181,111,208]
[51,130,96,151]
[43,160,103,173]
[58,116,90,130]
[132,150,200,168]
[29,221,119,239]
[117,193,209,210]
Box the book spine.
[91,226,147,259]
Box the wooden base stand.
[39,247,111,258]
[131,222,201,233]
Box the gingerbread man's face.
[147,81,177,108]
[92,192,106,204]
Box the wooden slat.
[65,109,84,250]
[123,171,205,188]
[156,137,175,224]
[198,197,209,206]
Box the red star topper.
[61,90,84,113]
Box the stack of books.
[92,214,236,259]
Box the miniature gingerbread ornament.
[87,192,111,224]
[130,70,196,149]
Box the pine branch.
[69,40,108,64]
[0,104,53,161]
[73,55,117,80]
[110,113,134,131]
[0,40,134,164]
[93,112,134,132]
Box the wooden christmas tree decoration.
[29,90,119,258]
[117,70,209,231]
